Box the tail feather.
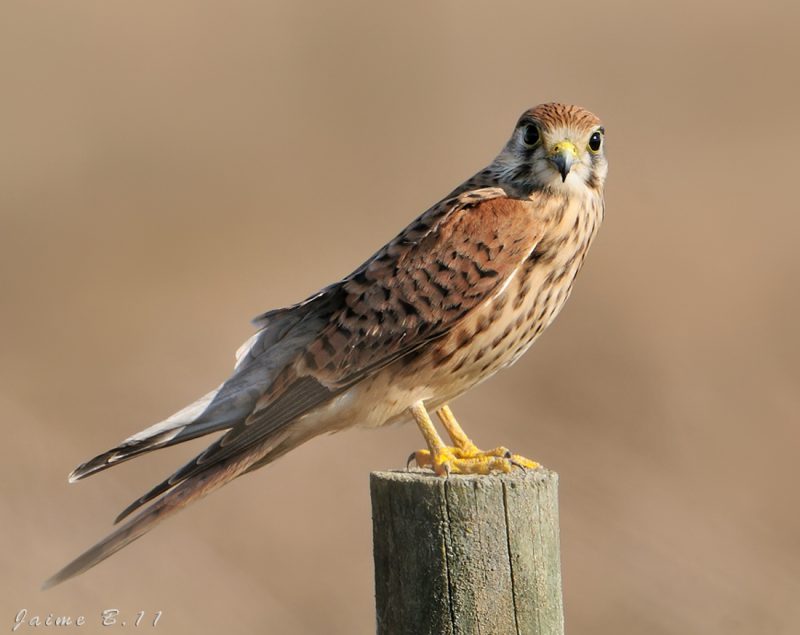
[43,433,286,590]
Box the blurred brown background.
[1,0,798,633]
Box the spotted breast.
[393,185,604,411]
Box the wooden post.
[370,468,564,635]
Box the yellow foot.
[410,445,539,476]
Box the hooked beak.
[548,141,579,182]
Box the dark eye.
[523,124,540,146]
[588,131,603,152]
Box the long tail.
[42,432,288,590]
[46,289,342,589]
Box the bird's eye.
[588,130,603,153]
[523,124,540,146]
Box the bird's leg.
[409,401,509,476]
[409,402,536,475]
[436,404,497,456]
[408,401,449,475]
[437,404,540,470]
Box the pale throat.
[537,186,604,267]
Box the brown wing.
[115,188,543,520]
[303,188,543,383]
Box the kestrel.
[45,102,607,588]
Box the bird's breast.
[396,190,604,401]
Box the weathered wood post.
[370,468,564,635]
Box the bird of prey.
[44,102,607,589]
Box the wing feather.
[161,189,543,486]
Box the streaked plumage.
[44,102,607,588]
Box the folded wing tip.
[68,464,92,483]
[113,502,140,525]
[68,457,107,483]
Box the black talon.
[406,452,418,470]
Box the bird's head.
[491,103,607,194]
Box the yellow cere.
[549,141,579,158]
